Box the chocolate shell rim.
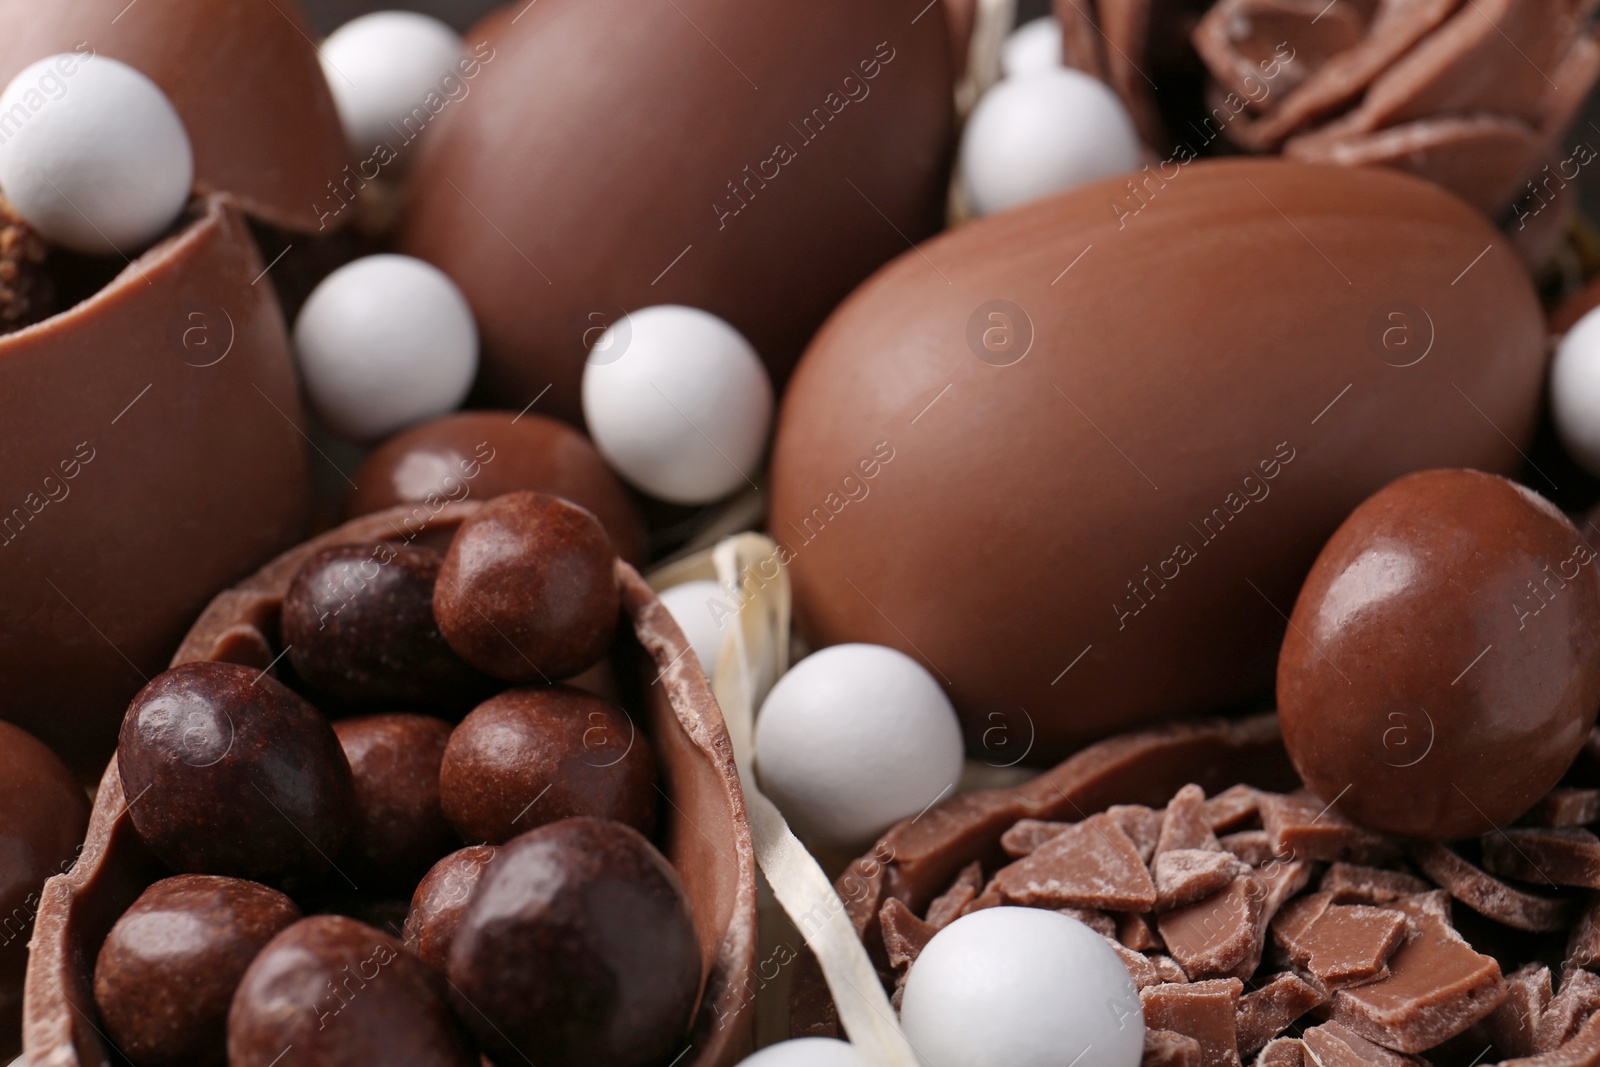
[23,501,758,1067]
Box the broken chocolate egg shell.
[399,0,956,422]
[0,193,311,779]
[770,158,1545,763]
[1279,469,1600,840]
[22,502,755,1067]
[0,0,348,233]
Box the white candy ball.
[0,54,192,255]
[294,254,478,441]
[582,305,774,505]
[1552,306,1600,475]
[754,644,964,849]
[902,908,1144,1067]
[960,67,1141,217]
[1002,18,1065,79]
[659,579,727,676]
[321,11,464,153]
[737,1038,866,1066]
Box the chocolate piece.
[1159,874,1267,980]
[1487,964,1553,1059]
[1111,804,1167,863]
[117,662,355,885]
[347,412,647,564]
[1567,899,1600,970]
[1327,911,1505,1053]
[1108,938,1165,990]
[434,491,618,683]
[771,159,1543,762]
[1205,786,1264,834]
[1280,470,1600,841]
[1162,786,1224,854]
[880,897,937,972]
[403,845,496,973]
[1120,910,1165,951]
[1533,970,1600,1054]
[990,812,1158,911]
[1278,902,1409,989]
[93,875,298,1067]
[0,198,49,334]
[1146,1028,1205,1066]
[446,818,700,1067]
[1220,831,1277,867]
[283,543,488,709]
[334,714,457,888]
[1256,1038,1306,1066]
[438,686,657,844]
[1414,843,1574,933]
[1237,973,1326,1056]
[228,915,474,1066]
[1154,955,1194,984]
[1259,793,1397,865]
[1000,818,1071,858]
[1527,790,1600,830]
[1141,978,1245,1067]
[1061,907,1119,940]
[1483,829,1600,890]
[1301,1020,1423,1065]
[925,862,982,928]
[1157,850,1250,911]
[1321,864,1431,906]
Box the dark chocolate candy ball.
[282,542,489,708]
[1279,469,1600,840]
[93,875,299,1067]
[334,714,458,888]
[117,662,356,884]
[433,491,618,683]
[439,687,656,844]
[403,845,496,972]
[447,818,699,1067]
[228,915,475,1067]
[0,720,89,1056]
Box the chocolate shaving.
[1160,874,1268,980]
[1301,1020,1426,1065]
[879,897,936,973]
[1413,843,1575,933]
[1525,790,1600,830]
[1487,964,1554,1059]
[1261,793,1398,865]
[1205,785,1265,834]
[1120,909,1165,951]
[1237,972,1326,1055]
[1146,1028,1205,1066]
[924,861,981,929]
[1000,819,1071,859]
[1483,829,1600,891]
[1142,978,1245,1067]
[1162,785,1225,854]
[1533,969,1600,1054]
[1321,863,1431,906]
[990,812,1158,912]
[1158,850,1251,911]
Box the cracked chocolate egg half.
[0,0,352,776]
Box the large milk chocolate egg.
[400,0,955,422]
[1279,470,1600,840]
[0,0,347,233]
[770,159,1544,762]
[0,196,311,775]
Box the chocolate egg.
[1279,469,1600,840]
[769,159,1544,761]
[0,195,311,777]
[0,0,346,233]
[0,720,88,1057]
[399,0,955,422]
[346,412,647,563]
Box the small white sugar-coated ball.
[1552,305,1600,476]
[294,254,478,442]
[737,1038,866,1066]
[1001,17,1065,79]
[659,580,727,677]
[960,67,1141,217]
[0,53,192,255]
[901,908,1145,1067]
[321,11,464,153]
[582,305,774,505]
[754,643,964,850]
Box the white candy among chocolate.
[737,1038,865,1066]
[320,11,464,156]
[658,580,727,677]
[1552,306,1600,477]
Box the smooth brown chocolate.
[770,160,1544,761]
[117,662,355,885]
[1141,979,1244,1067]
[228,915,474,1066]
[93,875,299,1067]
[1280,470,1600,840]
[403,845,496,973]
[333,714,457,887]
[346,412,647,563]
[434,491,618,683]
[446,818,700,1067]
[399,0,955,423]
[439,686,656,844]
[988,813,1157,911]
[0,720,88,1057]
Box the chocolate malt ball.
[403,845,496,972]
[334,714,458,887]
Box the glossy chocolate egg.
[94,875,300,1067]
[118,662,355,885]
[0,0,346,233]
[447,818,699,1067]
[347,412,647,562]
[0,195,311,777]
[228,915,475,1067]
[0,720,88,1057]
[400,0,955,422]
[1279,469,1600,840]
[769,159,1544,762]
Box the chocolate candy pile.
[875,757,1600,1066]
[91,491,701,1067]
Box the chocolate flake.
[1221,830,1278,867]
[1110,804,1167,864]
[1162,785,1224,854]
[1158,850,1251,911]
[1320,864,1431,906]
[1301,1020,1426,1065]
[1525,790,1600,830]
[1141,978,1245,1067]
[1000,819,1071,859]
[1160,874,1268,980]
[879,897,936,973]
[924,861,982,929]
[1146,1027,1205,1066]
[1205,785,1265,834]
[1483,829,1600,891]
[1533,969,1600,1054]
[1237,972,1326,1056]
[990,812,1158,912]
[1413,843,1575,933]
[1120,909,1165,952]
[1290,903,1408,989]
[1108,937,1165,990]
[1260,793,1398,865]
[1487,964,1553,1059]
